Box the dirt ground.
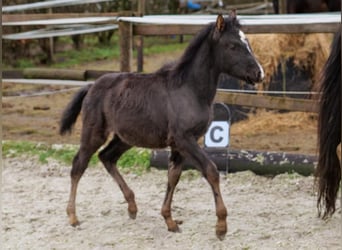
[2,52,341,249]
[2,156,341,249]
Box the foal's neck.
[185,42,220,106]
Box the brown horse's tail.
[60,84,92,135]
[316,29,341,219]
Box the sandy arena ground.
[2,156,341,250]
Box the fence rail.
[215,91,318,113]
[2,13,118,22]
[2,0,113,13]
[3,74,319,113]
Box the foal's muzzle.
[247,66,264,84]
[256,69,264,82]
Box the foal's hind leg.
[175,136,227,240]
[161,149,184,232]
[67,137,105,226]
[98,136,137,219]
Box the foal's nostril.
[257,71,262,80]
[257,69,265,82]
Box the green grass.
[144,38,188,55]
[52,44,120,68]
[2,141,151,175]
[51,37,188,68]
[16,59,35,68]
[6,35,190,70]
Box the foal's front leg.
[161,150,184,232]
[176,137,227,240]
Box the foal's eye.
[228,44,236,50]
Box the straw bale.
[247,33,333,91]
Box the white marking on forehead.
[239,30,251,53]
[239,30,265,80]
[239,30,246,40]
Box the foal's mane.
[157,16,241,87]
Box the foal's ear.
[229,9,237,20]
[215,14,225,32]
[229,9,239,28]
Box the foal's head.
[211,11,264,84]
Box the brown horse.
[60,12,264,239]
[316,29,341,219]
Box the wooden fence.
[118,13,341,72]
[215,91,318,113]
[3,67,319,113]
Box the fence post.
[138,0,145,15]
[137,0,145,72]
[264,0,268,14]
[119,20,133,72]
[48,8,54,62]
[279,0,287,14]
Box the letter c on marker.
[210,126,223,143]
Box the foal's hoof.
[128,204,138,219]
[69,219,80,227]
[216,224,227,241]
[168,225,181,233]
[167,220,183,233]
[128,211,137,219]
[216,232,226,241]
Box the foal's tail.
[316,29,341,219]
[60,84,92,135]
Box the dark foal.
[60,12,264,239]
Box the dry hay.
[231,110,317,136]
[247,33,333,91]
